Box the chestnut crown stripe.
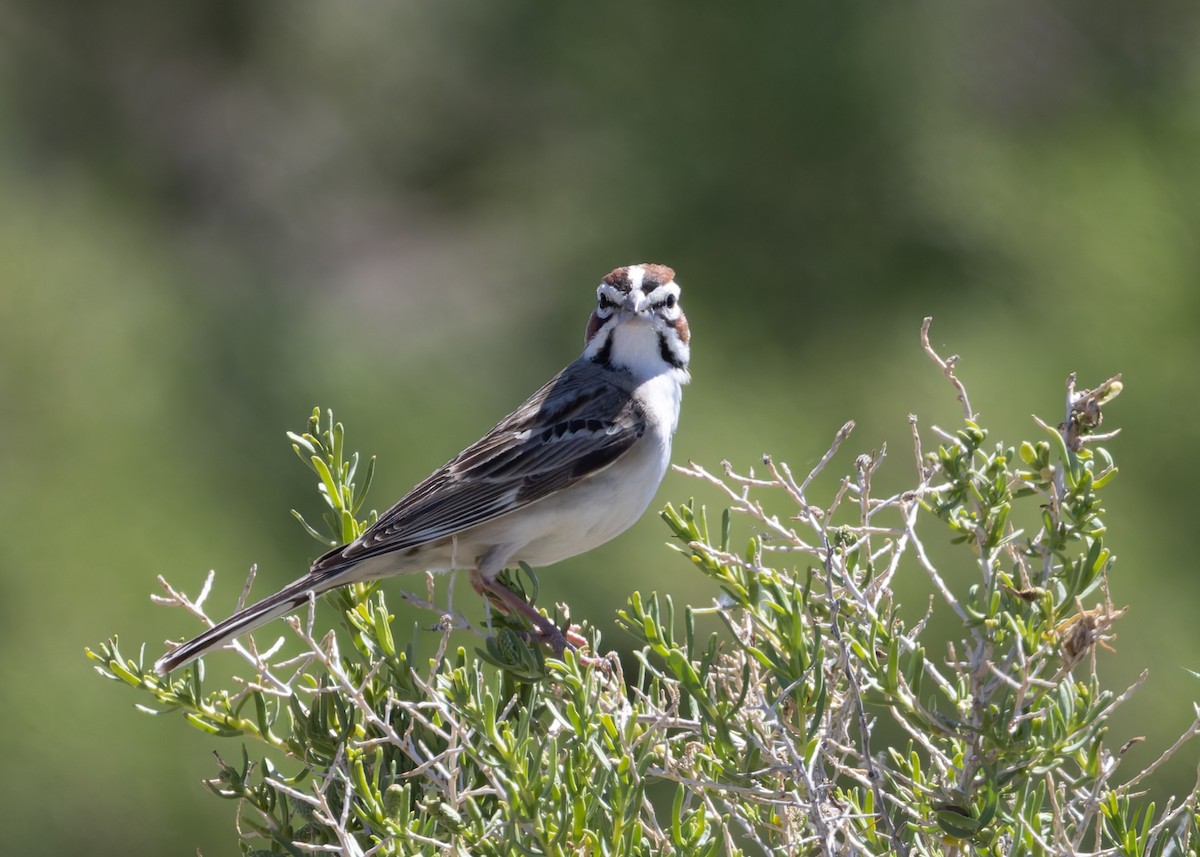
[602,263,676,291]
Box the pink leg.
[470,570,573,656]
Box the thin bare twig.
[921,317,974,421]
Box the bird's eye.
[664,293,677,309]
[598,294,617,311]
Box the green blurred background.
[5,2,1200,853]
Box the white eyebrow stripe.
[646,281,680,297]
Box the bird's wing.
[311,360,642,572]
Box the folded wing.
[311,360,643,573]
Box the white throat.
[607,317,683,384]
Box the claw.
[472,571,607,668]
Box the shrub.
[89,321,1199,855]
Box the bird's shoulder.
[447,358,641,475]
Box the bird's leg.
[469,569,575,656]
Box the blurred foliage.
[4,1,1200,854]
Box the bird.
[154,263,690,675]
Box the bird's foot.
[471,569,606,669]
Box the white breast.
[469,368,685,576]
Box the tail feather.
[154,574,335,676]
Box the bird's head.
[583,263,690,380]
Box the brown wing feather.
[311,360,642,573]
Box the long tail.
[154,573,340,676]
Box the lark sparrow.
[155,264,690,675]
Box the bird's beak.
[622,291,650,315]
